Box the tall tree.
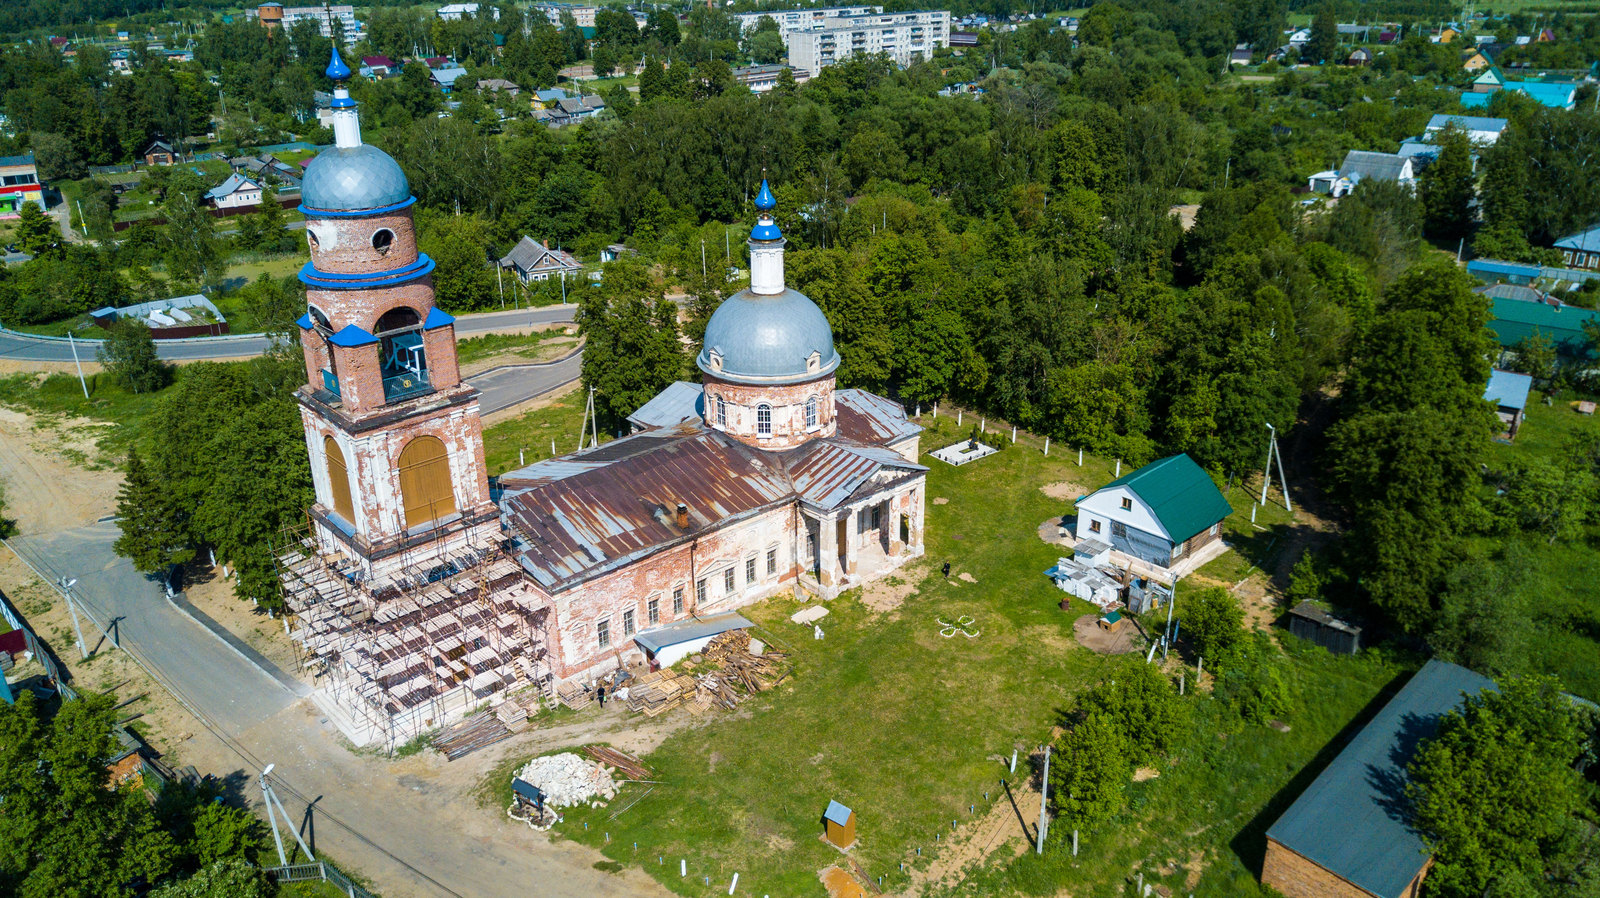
[1050,711,1131,832]
[114,449,193,573]
[577,260,687,431]
[15,202,56,257]
[1408,676,1585,898]
[1420,125,1475,241]
[98,320,169,393]
[1304,4,1339,65]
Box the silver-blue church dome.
[301,144,411,212]
[697,288,841,385]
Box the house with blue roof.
[1073,453,1233,573]
[1423,113,1507,145]
[1261,660,1495,898]
[1553,225,1600,270]
[1461,78,1577,110]
[1484,369,1534,439]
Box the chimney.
[675,503,689,530]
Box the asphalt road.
[7,522,301,736]
[471,351,582,414]
[0,304,578,364]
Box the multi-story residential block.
[784,10,951,72]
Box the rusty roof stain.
[500,411,925,592]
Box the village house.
[205,173,263,210]
[142,138,178,166]
[1553,225,1600,270]
[429,63,469,92]
[1262,660,1494,898]
[360,56,397,78]
[1308,150,1414,197]
[1486,296,1600,362]
[476,78,521,97]
[1423,113,1507,145]
[0,154,45,216]
[498,237,581,283]
[1072,453,1232,576]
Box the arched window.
[757,403,772,437]
[397,435,457,529]
[324,435,355,523]
[805,396,818,428]
[716,395,726,427]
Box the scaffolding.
[272,519,554,753]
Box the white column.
[331,89,363,148]
[749,238,785,295]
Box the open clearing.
[0,406,121,533]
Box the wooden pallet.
[433,711,513,761]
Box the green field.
[488,413,1410,897]
[481,386,598,476]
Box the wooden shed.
[1097,611,1126,632]
[823,800,856,849]
[1286,602,1361,655]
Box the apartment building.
[734,6,882,33]
[784,10,951,72]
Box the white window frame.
[805,395,819,429]
[757,403,772,437]
[623,608,635,636]
[723,567,735,594]
[674,586,685,616]
[648,597,659,626]
[745,556,757,584]
[597,619,610,650]
[766,546,778,576]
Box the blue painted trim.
[298,254,436,290]
[298,196,416,217]
[423,307,456,329]
[329,324,378,347]
[750,223,782,241]
[296,313,314,329]
[330,97,357,108]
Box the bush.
[1215,637,1298,725]
[1079,656,1188,765]
[1180,587,1246,670]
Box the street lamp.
[58,577,88,659]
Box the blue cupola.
[326,45,351,82]
[750,179,782,242]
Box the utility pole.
[1036,744,1051,854]
[260,765,316,867]
[59,577,89,659]
[66,334,88,397]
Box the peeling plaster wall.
[704,373,836,450]
[304,210,418,274]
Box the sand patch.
[1133,767,1160,782]
[0,407,121,533]
[932,497,949,505]
[860,564,923,613]
[1039,481,1089,502]
[820,866,867,898]
[1072,613,1142,655]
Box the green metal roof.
[1488,298,1599,359]
[1097,453,1232,543]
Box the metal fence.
[266,861,379,898]
[0,584,76,701]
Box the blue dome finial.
[754,179,776,212]
[326,44,351,81]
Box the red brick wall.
[1262,838,1430,898]
[304,211,419,274]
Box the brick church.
[277,48,927,746]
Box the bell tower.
[293,46,496,578]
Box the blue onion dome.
[754,179,776,211]
[697,288,840,385]
[301,144,411,211]
[326,46,351,81]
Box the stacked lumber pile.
[583,745,650,780]
[622,669,696,717]
[557,681,593,711]
[434,711,513,761]
[696,630,788,701]
[493,701,528,728]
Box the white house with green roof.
[1073,454,1233,571]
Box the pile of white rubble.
[514,752,619,808]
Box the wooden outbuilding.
[1097,611,1126,632]
[1286,602,1361,655]
[823,800,856,849]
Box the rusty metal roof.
[499,420,925,593]
[836,389,922,446]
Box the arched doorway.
[324,436,356,523]
[397,435,456,529]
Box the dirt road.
[0,407,120,533]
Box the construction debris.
[557,681,594,711]
[792,605,830,625]
[622,669,697,717]
[583,745,650,781]
[434,710,513,761]
[515,753,618,808]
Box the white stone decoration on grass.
[930,440,998,466]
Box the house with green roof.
[1073,453,1233,572]
[1487,297,1599,361]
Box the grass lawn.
[498,413,1410,897]
[481,388,603,476]
[455,331,573,368]
[0,370,167,460]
